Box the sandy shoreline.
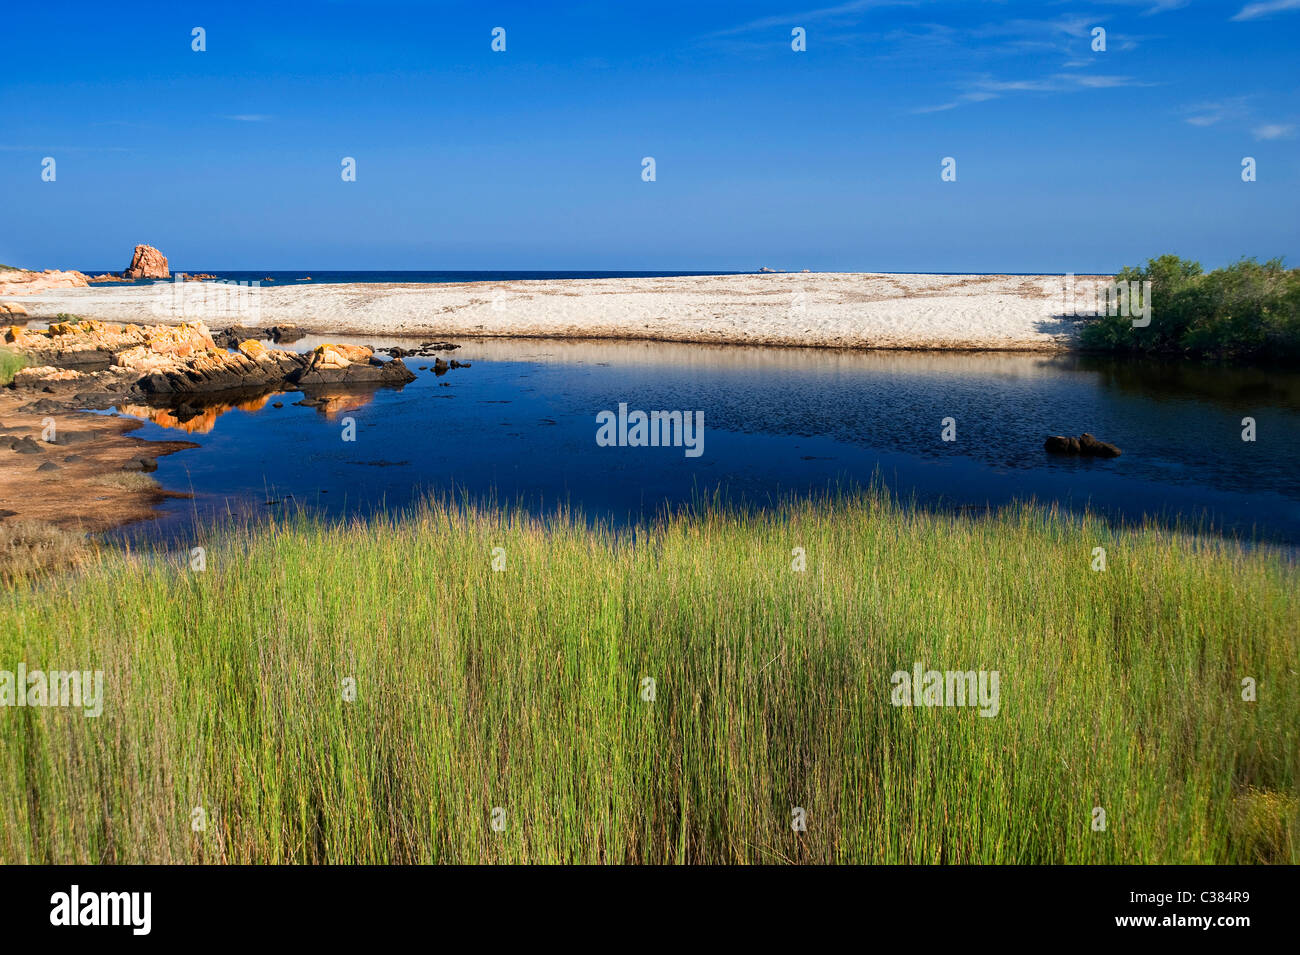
[0,390,196,536]
[10,272,1107,351]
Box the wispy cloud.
[915,71,1150,113]
[1180,96,1250,126]
[702,0,920,38]
[1231,0,1300,20]
[223,114,273,122]
[1253,122,1297,139]
[1085,0,1189,14]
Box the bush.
[1079,255,1300,362]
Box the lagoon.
[107,336,1300,546]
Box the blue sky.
[1,0,1297,272]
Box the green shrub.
[1079,255,1300,361]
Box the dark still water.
[106,339,1300,545]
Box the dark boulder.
[267,325,305,344]
[1044,433,1121,458]
[213,325,266,349]
[292,357,415,388]
[1078,433,1122,458]
[1043,435,1080,454]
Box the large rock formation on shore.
[0,268,90,296]
[123,244,170,280]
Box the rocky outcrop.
[6,320,415,411]
[6,318,153,366]
[135,345,308,396]
[1045,433,1122,458]
[0,269,90,296]
[293,343,415,388]
[123,245,170,280]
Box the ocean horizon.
[77,268,1114,286]
[81,269,750,286]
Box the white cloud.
[1253,123,1297,139]
[1232,0,1300,20]
[1180,97,1251,128]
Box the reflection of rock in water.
[120,386,385,433]
[119,393,281,434]
[293,390,379,419]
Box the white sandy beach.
[10,272,1106,351]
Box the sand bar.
[11,273,1107,351]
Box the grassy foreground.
[1,491,1296,864]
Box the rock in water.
[1044,435,1080,454]
[1044,433,1122,458]
[1078,433,1122,458]
[293,344,415,387]
[123,244,170,279]
[267,325,305,344]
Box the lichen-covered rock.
[237,338,270,361]
[294,354,415,388]
[306,343,375,371]
[134,348,308,396]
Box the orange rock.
[123,244,170,280]
[0,269,90,296]
[309,343,373,370]
[237,338,269,360]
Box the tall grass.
[0,347,25,385]
[1,490,1295,863]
